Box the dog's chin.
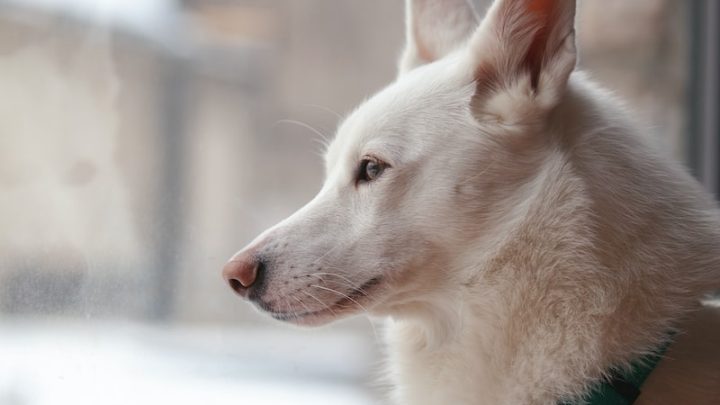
[266,305,359,327]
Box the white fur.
[227,0,720,403]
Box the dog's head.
[223,0,577,325]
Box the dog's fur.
[225,0,720,403]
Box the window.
[0,1,712,404]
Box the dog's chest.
[385,321,507,405]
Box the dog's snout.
[222,251,265,297]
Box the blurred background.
[0,0,717,404]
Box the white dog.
[223,0,720,403]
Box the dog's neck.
[385,171,680,403]
[387,161,614,403]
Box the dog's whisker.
[308,271,356,285]
[305,242,345,270]
[457,154,498,187]
[309,284,379,340]
[310,284,369,312]
[311,137,331,154]
[304,267,371,288]
[302,289,338,317]
[282,291,310,316]
[273,118,331,145]
[312,147,327,158]
[306,273,368,296]
[303,103,343,120]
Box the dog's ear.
[468,0,577,118]
[398,0,480,76]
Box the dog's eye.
[357,158,386,184]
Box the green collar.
[561,340,671,405]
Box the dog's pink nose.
[222,250,262,297]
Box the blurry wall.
[578,0,689,156]
[0,0,691,325]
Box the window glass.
[0,1,691,403]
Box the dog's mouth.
[265,276,383,325]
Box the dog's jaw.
[263,276,384,326]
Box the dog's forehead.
[326,60,472,171]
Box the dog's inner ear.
[470,0,577,113]
[398,0,480,76]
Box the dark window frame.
[688,0,720,196]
